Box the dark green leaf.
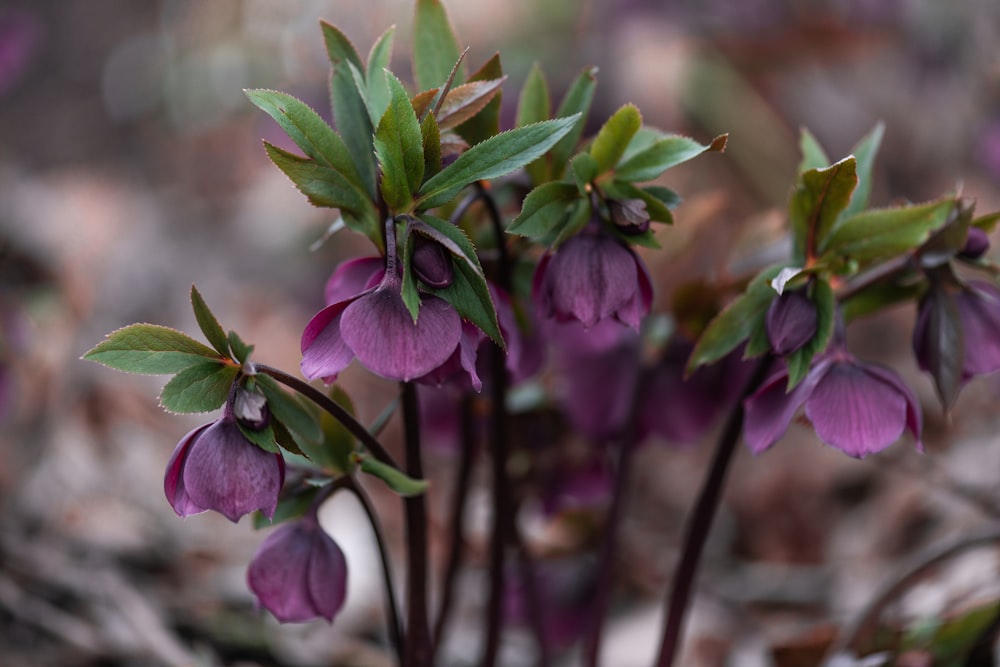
[359,455,429,496]
[314,385,360,473]
[253,486,320,529]
[421,112,442,180]
[508,181,579,238]
[413,0,463,91]
[416,115,580,210]
[374,73,425,212]
[784,277,835,390]
[255,373,323,443]
[434,259,503,347]
[844,122,884,218]
[238,419,279,454]
[797,127,830,173]
[821,199,957,267]
[687,265,786,374]
[615,133,728,183]
[841,281,922,322]
[190,285,230,358]
[602,180,672,224]
[454,53,503,146]
[789,156,858,262]
[321,21,376,197]
[517,64,552,185]
[84,324,222,374]
[643,185,683,210]
[920,284,964,411]
[159,361,238,413]
[551,197,592,248]
[400,225,421,322]
[590,104,641,174]
[365,25,396,123]
[550,66,598,176]
[227,331,254,364]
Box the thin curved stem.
[344,476,405,666]
[655,357,772,667]
[401,382,432,667]
[253,363,400,470]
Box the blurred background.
[3,0,1000,665]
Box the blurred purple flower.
[959,227,990,260]
[0,10,42,97]
[744,347,922,458]
[164,413,285,522]
[538,454,613,516]
[533,223,653,330]
[766,289,817,355]
[247,513,347,623]
[913,280,1000,383]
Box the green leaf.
[227,331,254,365]
[84,324,223,374]
[644,185,683,210]
[159,362,238,413]
[416,115,580,210]
[400,224,421,322]
[190,285,230,358]
[454,53,503,146]
[570,153,598,192]
[590,104,641,174]
[264,142,379,239]
[841,281,922,322]
[784,277,835,390]
[413,0,463,91]
[374,73,425,212]
[321,21,376,197]
[686,265,786,374]
[421,111,442,180]
[551,197,592,248]
[253,486,320,529]
[615,133,728,183]
[245,89,364,190]
[508,181,580,238]
[255,373,323,444]
[434,258,503,347]
[359,455,429,496]
[789,156,858,262]
[797,127,830,173]
[365,25,396,123]
[550,66,598,176]
[844,122,884,218]
[821,199,957,267]
[602,180,673,224]
[238,419,279,454]
[918,284,964,411]
[517,64,552,185]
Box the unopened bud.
[609,199,650,235]
[960,227,990,259]
[411,236,454,288]
[234,385,270,431]
[766,290,818,356]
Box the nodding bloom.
[913,279,1000,384]
[301,241,465,384]
[532,222,653,330]
[743,346,922,458]
[246,512,348,623]
[164,387,285,523]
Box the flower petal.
[301,300,357,381]
[340,288,461,381]
[164,424,211,518]
[324,256,384,305]
[864,363,923,451]
[247,522,316,623]
[957,281,1000,377]
[306,527,348,622]
[743,361,827,454]
[615,250,653,329]
[805,361,907,458]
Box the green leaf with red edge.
[84,324,224,374]
[190,285,230,358]
[615,133,728,183]
[436,77,506,130]
[415,115,580,210]
[321,20,376,197]
[590,104,641,174]
[789,156,858,263]
[454,53,503,146]
[159,361,238,413]
[374,72,425,212]
[413,0,464,91]
[686,265,787,374]
[550,66,598,177]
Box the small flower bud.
[766,290,818,356]
[234,385,270,431]
[411,236,454,288]
[608,198,650,235]
[959,227,990,259]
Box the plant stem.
[253,363,400,470]
[401,381,431,667]
[654,357,772,667]
[432,392,477,658]
[582,433,638,667]
[344,476,405,666]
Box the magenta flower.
[532,223,653,330]
[302,255,463,383]
[744,347,922,458]
[164,413,285,522]
[913,280,1000,384]
[247,513,347,623]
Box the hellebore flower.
[164,410,285,522]
[743,347,922,458]
[533,223,653,330]
[766,289,818,356]
[960,227,990,260]
[247,513,348,623]
[302,256,463,384]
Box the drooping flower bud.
[765,289,818,355]
[959,227,990,259]
[234,384,270,431]
[608,198,650,235]
[411,235,454,288]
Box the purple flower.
[247,513,348,623]
[914,280,1000,385]
[302,258,463,384]
[766,289,817,355]
[744,347,922,458]
[164,413,285,522]
[532,223,653,330]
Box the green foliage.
[365,26,396,123]
[190,286,230,358]
[454,54,503,146]
[255,373,323,444]
[84,324,223,375]
[508,181,581,239]
[359,455,429,496]
[160,362,239,413]
[549,66,598,177]
[797,127,830,173]
[374,73,425,212]
[590,104,642,174]
[615,133,727,183]
[516,64,552,184]
[789,156,858,263]
[413,0,464,91]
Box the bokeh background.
[3,0,1000,665]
